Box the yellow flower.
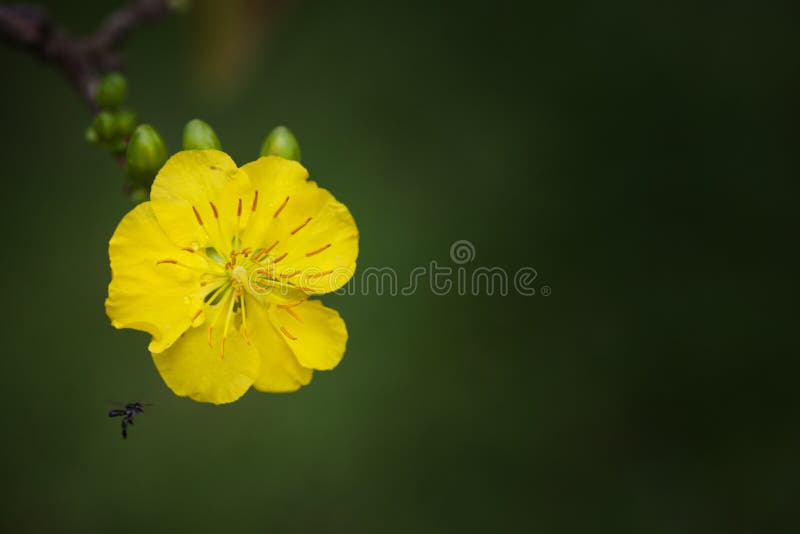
[105,150,358,404]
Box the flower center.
[156,190,316,357]
[231,264,248,287]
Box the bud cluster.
[85,72,303,202]
[85,73,137,156]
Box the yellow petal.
[241,156,359,294]
[152,320,260,404]
[246,297,313,392]
[106,202,208,353]
[268,299,348,370]
[150,150,254,253]
[239,156,310,242]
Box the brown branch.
[0,1,170,112]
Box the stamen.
[306,243,331,256]
[285,307,302,322]
[278,270,298,279]
[306,269,333,279]
[277,300,304,309]
[240,294,250,344]
[213,212,226,255]
[157,258,224,276]
[273,196,289,218]
[290,217,312,235]
[204,280,230,305]
[191,204,225,252]
[251,278,287,291]
[280,326,297,340]
[273,252,288,263]
[191,309,203,322]
[251,259,271,271]
[240,194,258,240]
[220,289,237,358]
[207,201,229,254]
[268,279,312,294]
[265,240,279,253]
[192,205,204,226]
[206,288,231,347]
[182,247,195,253]
[232,198,243,252]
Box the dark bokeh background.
[1,1,797,532]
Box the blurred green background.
[1,1,797,532]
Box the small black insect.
[108,402,147,439]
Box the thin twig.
[0,0,170,112]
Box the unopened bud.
[260,125,301,161]
[96,73,128,110]
[92,111,116,142]
[126,124,167,186]
[129,186,149,204]
[85,126,99,145]
[114,110,138,138]
[183,119,221,150]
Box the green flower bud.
[126,124,167,186]
[114,110,138,138]
[110,140,128,156]
[167,0,191,14]
[129,186,149,204]
[92,111,116,142]
[183,118,221,150]
[260,125,301,161]
[96,73,128,110]
[85,126,99,145]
